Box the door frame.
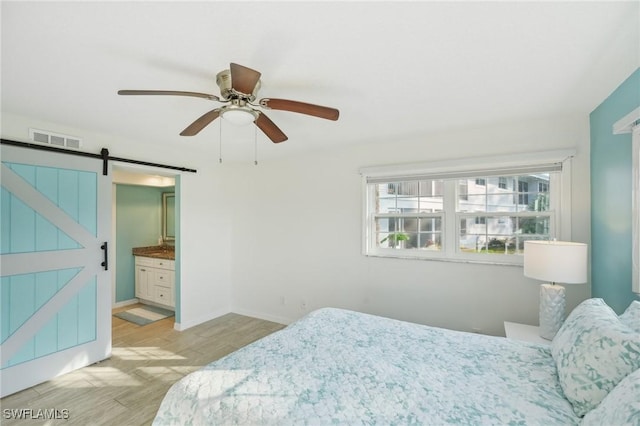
[110,163,181,324]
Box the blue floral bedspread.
[153,308,578,425]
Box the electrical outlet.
[280,296,286,306]
[300,299,307,311]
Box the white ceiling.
[2,1,638,161]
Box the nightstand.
[504,321,551,345]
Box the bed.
[153,299,640,425]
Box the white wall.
[1,113,233,329]
[229,114,592,336]
[1,111,591,336]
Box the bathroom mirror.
[162,192,175,242]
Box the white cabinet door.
[134,256,175,308]
[135,265,152,300]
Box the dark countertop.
[132,245,175,260]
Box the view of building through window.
[375,180,444,251]
[372,173,552,256]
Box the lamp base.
[539,283,566,340]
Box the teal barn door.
[0,144,112,397]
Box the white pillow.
[581,368,640,426]
[551,298,640,417]
[620,300,640,333]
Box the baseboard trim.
[231,308,294,326]
[112,298,139,309]
[174,307,231,331]
[171,306,302,331]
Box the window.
[517,180,529,205]
[459,173,551,256]
[374,179,444,251]
[361,150,573,264]
[498,177,508,189]
[459,180,468,201]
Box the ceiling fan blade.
[255,112,288,143]
[180,109,221,136]
[229,63,262,95]
[118,90,220,101]
[259,98,339,121]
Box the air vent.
[29,128,82,149]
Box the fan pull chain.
[219,120,223,164]
[254,124,258,166]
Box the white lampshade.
[524,240,587,284]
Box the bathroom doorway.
[111,164,180,326]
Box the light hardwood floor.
[1,304,285,425]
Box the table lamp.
[524,240,587,340]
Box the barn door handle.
[101,242,109,270]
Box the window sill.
[364,252,524,267]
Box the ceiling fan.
[118,63,340,143]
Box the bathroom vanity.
[132,246,175,309]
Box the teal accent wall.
[590,68,640,313]
[115,184,173,302]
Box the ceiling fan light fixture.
[118,62,339,142]
[220,106,257,126]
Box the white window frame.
[634,127,640,293]
[613,107,640,293]
[360,149,575,265]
